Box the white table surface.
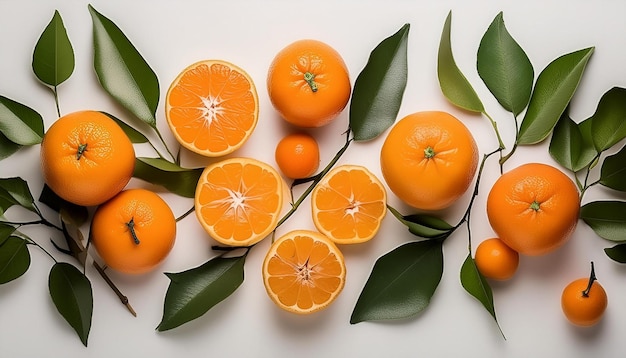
[1,0,626,357]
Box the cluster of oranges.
[39,37,607,326]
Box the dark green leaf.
[0,223,16,246]
[518,47,594,145]
[134,157,203,198]
[590,87,626,152]
[387,206,453,239]
[460,254,504,337]
[157,254,246,331]
[100,111,149,143]
[350,240,443,323]
[38,184,88,226]
[0,236,30,284]
[88,4,159,127]
[549,110,597,172]
[580,201,626,242]
[0,96,44,145]
[477,12,533,116]
[32,10,74,87]
[438,11,484,113]
[48,262,93,346]
[605,243,626,263]
[349,23,409,141]
[599,144,626,191]
[0,177,37,213]
[0,132,21,160]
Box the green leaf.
[604,243,626,264]
[350,240,443,323]
[0,236,30,284]
[387,206,453,239]
[0,96,44,146]
[590,87,626,152]
[157,254,247,331]
[549,110,597,172]
[100,111,149,143]
[437,11,484,113]
[349,24,409,141]
[0,223,16,246]
[0,177,37,213]
[599,144,626,191]
[517,47,594,145]
[0,132,21,160]
[38,184,88,226]
[48,262,93,346]
[477,12,533,116]
[133,157,203,198]
[32,10,75,87]
[88,4,159,127]
[460,254,504,338]
[580,201,626,242]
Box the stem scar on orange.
[380,111,478,211]
[194,157,285,247]
[90,189,176,275]
[311,165,387,244]
[262,230,346,314]
[561,262,608,327]
[267,39,351,128]
[165,60,259,157]
[486,163,580,256]
[40,110,135,207]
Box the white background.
[1,0,626,357]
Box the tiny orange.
[275,132,320,179]
[262,230,346,314]
[475,238,519,280]
[40,110,135,207]
[267,39,351,128]
[561,262,608,327]
[90,189,176,275]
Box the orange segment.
[311,165,387,244]
[194,157,285,246]
[166,60,259,157]
[262,230,346,314]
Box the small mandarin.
[91,189,176,275]
[561,262,608,327]
[40,110,135,207]
[475,238,519,280]
[275,133,320,179]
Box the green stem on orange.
[582,261,597,297]
[424,146,436,159]
[76,143,88,160]
[303,72,318,93]
[126,218,140,245]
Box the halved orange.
[262,230,346,314]
[194,157,285,246]
[311,165,387,244]
[166,60,259,157]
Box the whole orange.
[90,189,176,274]
[486,163,579,256]
[40,111,135,207]
[380,111,478,211]
[275,133,320,179]
[475,238,519,280]
[267,39,351,128]
[561,263,607,327]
